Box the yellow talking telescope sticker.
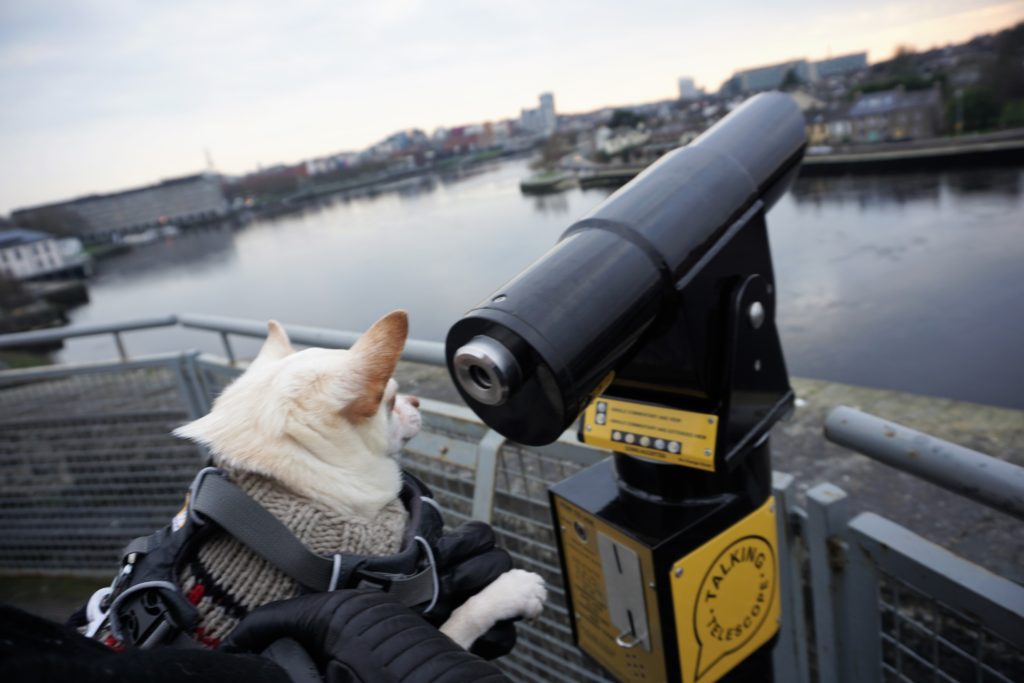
[670,497,780,683]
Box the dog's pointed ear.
[250,320,295,369]
[343,310,408,421]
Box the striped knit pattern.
[176,467,408,645]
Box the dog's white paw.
[472,569,547,621]
[439,569,547,649]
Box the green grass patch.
[0,350,51,369]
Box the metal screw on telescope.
[749,301,765,329]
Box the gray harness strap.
[189,472,336,591]
[355,536,439,612]
[187,470,439,609]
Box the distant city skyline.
[2,0,1022,215]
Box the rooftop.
[848,86,941,118]
[0,228,52,248]
[11,172,221,216]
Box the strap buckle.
[106,581,183,648]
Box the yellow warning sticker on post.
[581,396,718,471]
[669,496,780,683]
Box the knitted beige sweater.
[178,467,408,646]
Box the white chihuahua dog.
[170,310,545,649]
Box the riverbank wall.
[800,135,1024,175]
[575,129,1024,188]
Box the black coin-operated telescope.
[446,92,805,683]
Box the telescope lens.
[469,365,493,390]
[453,336,521,406]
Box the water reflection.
[946,168,1021,197]
[791,167,1022,208]
[93,225,238,281]
[791,173,941,207]
[531,193,570,214]
[393,175,441,198]
[437,162,507,186]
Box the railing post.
[220,332,237,366]
[806,483,882,683]
[179,350,215,464]
[113,332,128,361]
[472,430,506,523]
[173,350,209,419]
[171,352,203,420]
[840,517,883,683]
[771,472,811,683]
[806,483,846,682]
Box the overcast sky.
[1,0,1021,214]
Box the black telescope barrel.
[575,92,805,281]
[446,92,805,446]
[690,91,809,200]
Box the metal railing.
[0,315,178,361]
[825,406,1024,522]
[808,407,1024,683]
[177,313,446,366]
[0,313,445,365]
[2,316,1023,682]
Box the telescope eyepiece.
[452,336,521,406]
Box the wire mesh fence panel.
[0,366,185,419]
[0,361,204,574]
[879,573,1024,683]
[491,443,616,683]
[398,415,615,683]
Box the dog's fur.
[173,311,545,650]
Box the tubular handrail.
[0,316,178,348]
[824,405,1024,522]
[177,313,446,365]
[0,313,446,367]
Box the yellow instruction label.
[670,497,780,683]
[581,396,718,471]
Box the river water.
[59,158,1024,409]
